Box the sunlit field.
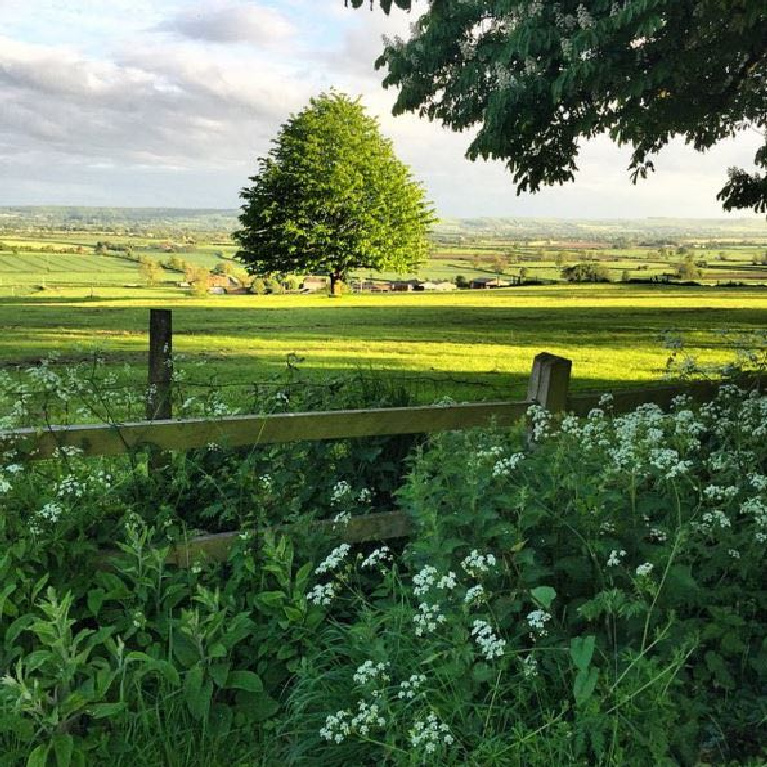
[2,283,765,400]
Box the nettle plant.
[283,385,767,766]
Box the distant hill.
[0,206,765,242]
[434,216,767,241]
[0,206,239,233]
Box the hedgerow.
[0,361,765,765]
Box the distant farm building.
[207,274,244,294]
[391,280,425,291]
[422,280,457,291]
[469,277,514,289]
[300,276,329,293]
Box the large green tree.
[348,0,767,214]
[234,91,434,295]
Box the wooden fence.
[0,309,761,566]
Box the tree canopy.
[234,91,434,294]
[349,0,767,214]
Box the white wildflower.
[413,603,445,636]
[464,584,485,605]
[409,713,453,753]
[315,544,351,575]
[472,619,506,659]
[320,710,352,743]
[361,546,392,569]
[492,453,525,477]
[351,699,386,736]
[307,582,337,606]
[397,673,426,700]
[526,609,551,637]
[353,661,390,686]
[330,481,352,505]
[461,550,497,575]
[413,565,438,596]
[607,549,626,567]
[520,654,538,678]
[437,572,457,591]
[357,487,373,503]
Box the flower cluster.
[607,549,626,567]
[703,484,738,502]
[397,674,426,700]
[29,502,63,535]
[740,497,767,542]
[461,550,497,575]
[360,546,392,570]
[526,610,551,638]
[330,481,352,505]
[320,710,352,743]
[358,487,373,503]
[437,572,457,591]
[413,603,446,636]
[409,713,454,753]
[315,544,351,575]
[413,565,438,596]
[353,661,390,686]
[527,404,551,441]
[520,654,538,678]
[307,583,337,606]
[698,509,731,532]
[472,620,506,659]
[464,584,485,605]
[492,452,525,477]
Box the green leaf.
[236,691,280,723]
[573,667,599,707]
[225,670,264,694]
[531,586,556,610]
[86,589,105,616]
[184,665,213,721]
[52,734,73,767]
[27,743,50,767]
[472,662,494,683]
[570,635,596,673]
[209,661,231,688]
[88,702,127,719]
[255,591,285,609]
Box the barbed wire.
[0,372,508,402]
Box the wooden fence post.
[147,309,173,421]
[147,310,173,475]
[527,352,572,413]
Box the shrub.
[561,263,610,282]
[281,387,767,766]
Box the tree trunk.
[329,271,342,297]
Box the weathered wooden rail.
[0,310,761,566]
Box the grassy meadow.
[2,283,766,402]
[1,220,766,407]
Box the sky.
[0,0,764,219]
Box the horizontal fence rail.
[5,401,532,461]
[567,375,761,416]
[4,377,760,462]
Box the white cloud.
[157,2,296,46]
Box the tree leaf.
[225,670,264,694]
[531,586,556,610]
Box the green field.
[2,225,767,292]
[1,219,766,408]
[2,284,766,402]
